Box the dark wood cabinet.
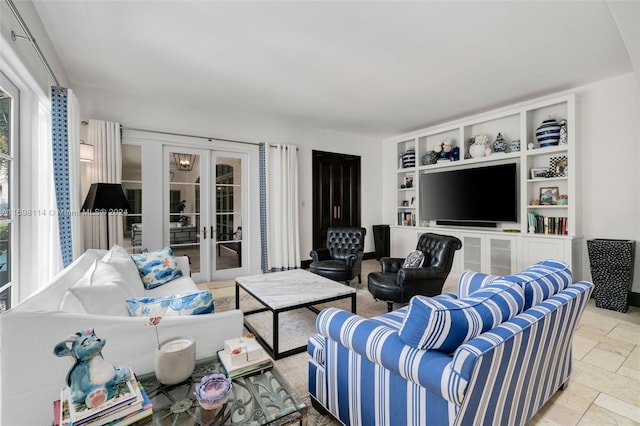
[312,150,361,249]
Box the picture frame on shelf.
[539,186,559,205]
[531,168,549,179]
[549,156,568,177]
[404,176,414,188]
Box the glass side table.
[137,356,306,425]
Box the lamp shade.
[81,183,131,213]
[80,142,94,162]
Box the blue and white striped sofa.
[307,260,593,425]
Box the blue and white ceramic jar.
[536,117,561,147]
[492,133,507,153]
[510,140,521,152]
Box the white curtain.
[265,144,300,270]
[84,119,123,249]
[21,101,61,299]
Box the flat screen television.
[419,162,518,226]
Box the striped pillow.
[500,259,572,309]
[457,271,499,298]
[398,282,525,352]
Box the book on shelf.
[217,336,273,378]
[397,211,415,226]
[56,366,151,426]
[528,213,568,235]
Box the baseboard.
[629,291,640,307]
[363,251,377,260]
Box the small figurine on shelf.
[559,120,568,145]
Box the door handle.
[211,226,215,240]
[203,226,207,240]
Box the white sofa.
[0,248,243,426]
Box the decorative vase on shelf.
[509,140,521,152]
[402,148,415,168]
[492,133,506,153]
[469,135,487,158]
[421,151,437,165]
[154,336,196,385]
[451,146,460,161]
[536,117,561,147]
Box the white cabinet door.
[521,236,568,266]
[486,235,517,276]
[461,234,483,272]
[458,233,516,275]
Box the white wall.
[73,86,383,260]
[576,73,640,292]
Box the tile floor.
[201,260,640,425]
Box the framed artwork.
[539,186,559,205]
[530,168,548,179]
[549,156,568,177]
[405,176,414,188]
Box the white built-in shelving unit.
[387,94,582,277]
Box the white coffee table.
[235,269,356,359]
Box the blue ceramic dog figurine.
[53,328,129,408]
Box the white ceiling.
[31,1,636,138]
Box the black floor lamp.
[81,183,132,249]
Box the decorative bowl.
[194,374,232,410]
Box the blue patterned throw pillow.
[130,246,183,289]
[126,290,214,317]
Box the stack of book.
[528,213,568,235]
[53,367,152,426]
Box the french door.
[165,147,247,282]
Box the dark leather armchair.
[368,232,462,311]
[309,227,367,284]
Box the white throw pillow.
[102,245,145,298]
[64,283,130,316]
[60,259,136,313]
[402,250,425,268]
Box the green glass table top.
[136,356,306,425]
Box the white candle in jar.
[160,338,191,352]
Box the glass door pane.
[168,151,202,275]
[0,79,15,312]
[122,144,142,253]
[214,156,243,272]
